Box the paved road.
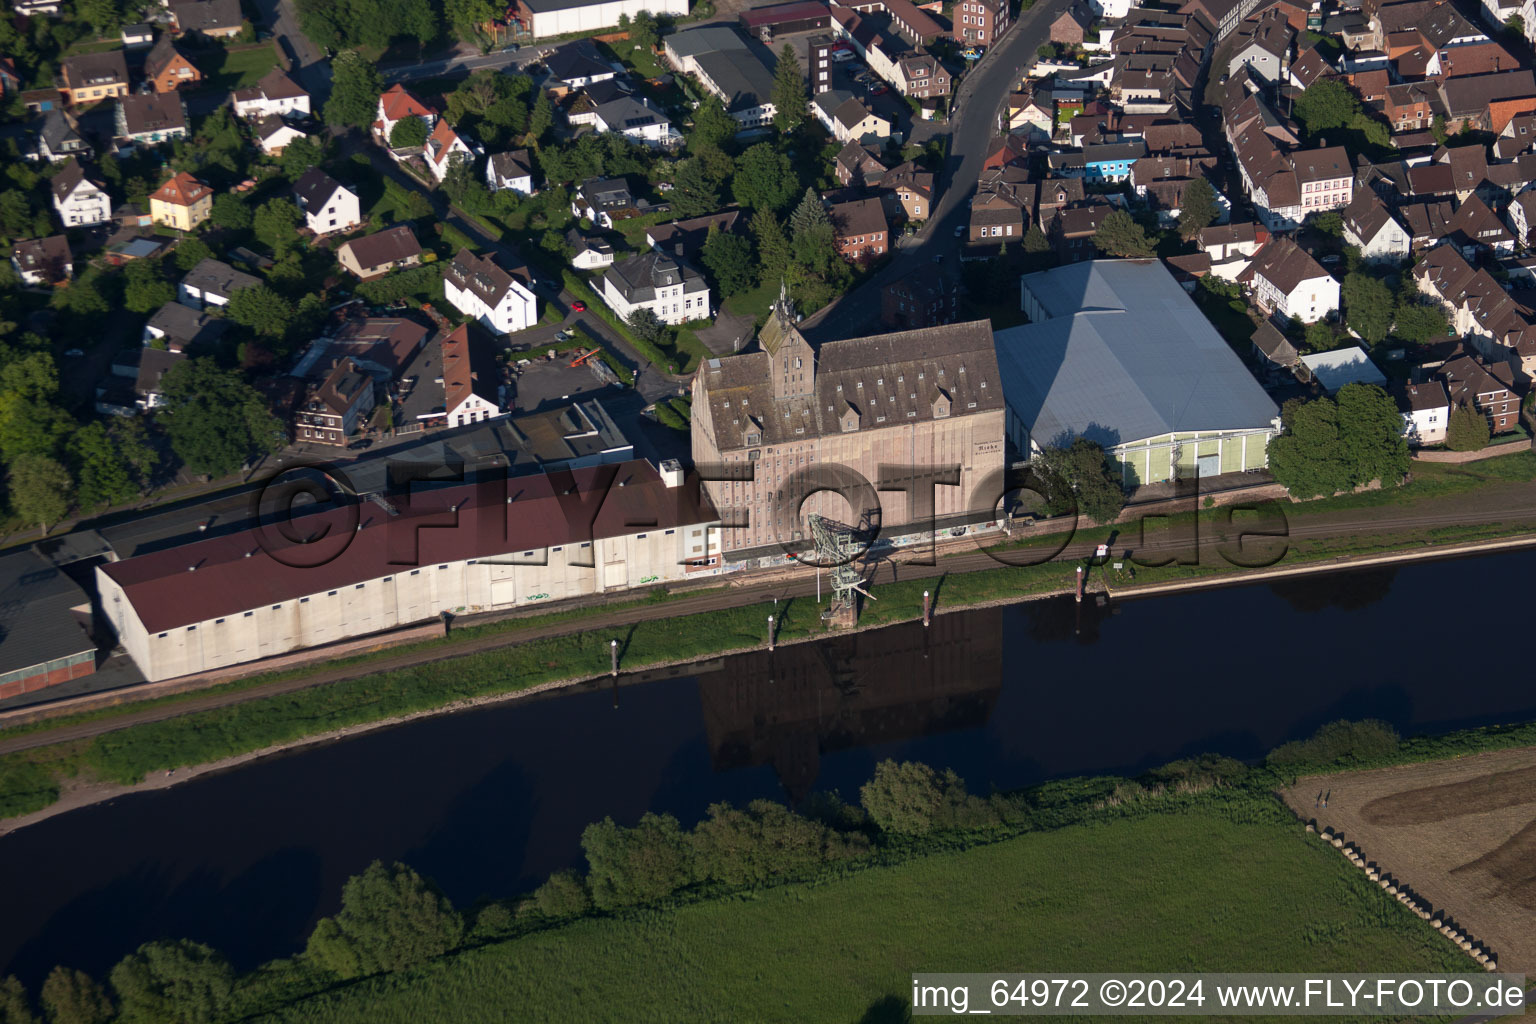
[804,0,1075,340]
[7,481,1536,752]
[379,45,551,84]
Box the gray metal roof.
[0,546,93,677]
[995,259,1279,448]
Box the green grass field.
[254,808,1467,1023]
[201,44,281,92]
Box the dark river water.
[3,549,1536,985]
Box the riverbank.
[6,526,1536,837]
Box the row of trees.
[1266,383,1410,499]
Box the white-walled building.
[509,0,690,40]
[96,460,722,682]
[601,251,711,325]
[51,159,111,228]
[1396,379,1449,446]
[424,118,481,180]
[178,258,259,310]
[486,150,534,194]
[1342,192,1411,263]
[591,94,681,148]
[231,67,310,120]
[372,84,436,146]
[440,322,505,428]
[443,247,539,335]
[1240,237,1339,322]
[292,168,361,236]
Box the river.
[2,549,1535,986]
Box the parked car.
[348,438,373,450]
[1319,254,1341,265]
[871,85,888,96]
[572,300,587,312]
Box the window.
[410,569,421,576]
[272,604,281,610]
[328,590,338,596]
[244,611,253,617]
[158,632,168,639]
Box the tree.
[751,208,791,284]
[389,116,428,150]
[528,90,554,143]
[1176,177,1219,239]
[733,144,797,212]
[1032,437,1125,524]
[625,308,667,346]
[159,358,286,478]
[0,975,37,1024]
[252,198,304,255]
[1393,298,1448,345]
[1303,319,1336,352]
[770,43,808,133]
[69,421,139,511]
[76,0,121,35]
[122,259,174,314]
[0,353,72,465]
[1022,223,1049,253]
[789,186,829,238]
[860,760,963,835]
[324,50,384,130]
[278,136,327,181]
[304,861,464,979]
[688,96,736,156]
[1430,113,1449,146]
[1293,78,1360,139]
[692,800,867,884]
[209,193,252,232]
[581,813,693,909]
[1342,271,1393,344]
[40,967,113,1024]
[9,457,74,537]
[669,158,720,219]
[628,9,658,53]
[108,940,232,1024]
[1312,210,1344,237]
[1445,402,1490,451]
[530,871,591,918]
[227,285,295,339]
[173,238,214,272]
[1506,13,1526,38]
[1093,209,1155,258]
[701,227,755,296]
[1268,384,1407,498]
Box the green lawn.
[255,808,1467,1023]
[201,44,281,92]
[724,279,779,326]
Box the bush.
[581,813,694,910]
[531,870,591,919]
[692,800,870,886]
[303,861,464,980]
[1267,719,1401,768]
[860,759,970,835]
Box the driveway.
[802,0,1076,340]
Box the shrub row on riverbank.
[4,717,1527,1023]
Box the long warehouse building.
[98,460,721,682]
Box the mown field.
[256,808,1468,1024]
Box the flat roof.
[996,259,1279,447]
[1301,347,1387,391]
[0,547,93,677]
[740,0,830,27]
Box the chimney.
[675,242,685,258]
[659,459,685,488]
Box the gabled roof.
[150,171,212,209]
[1241,236,1331,293]
[118,92,187,137]
[544,39,615,83]
[181,257,259,298]
[145,34,197,81]
[1438,69,1535,118]
[50,158,100,203]
[11,235,71,279]
[169,0,242,32]
[441,322,501,410]
[488,149,532,182]
[1198,221,1260,250]
[1251,321,1298,366]
[1288,46,1333,88]
[445,247,527,308]
[604,251,707,303]
[828,196,887,239]
[233,66,306,104]
[378,83,434,123]
[62,50,129,88]
[291,166,349,210]
[340,225,422,269]
[1290,146,1351,184]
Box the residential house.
[567,229,615,270]
[953,0,1009,46]
[337,225,422,279]
[572,177,638,228]
[814,91,891,144]
[828,197,889,260]
[121,24,155,48]
[443,248,539,335]
[144,35,201,93]
[591,94,680,148]
[372,84,436,146]
[1436,350,1521,433]
[1197,221,1265,273]
[294,359,375,445]
[1341,192,1410,262]
[835,140,889,186]
[440,323,504,428]
[1037,177,1085,220]
[983,134,1030,171]
[292,168,362,236]
[1437,70,1536,133]
[1050,2,1092,44]
[664,26,779,130]
[135,349,186,409]
[148,171,213,231]
[143,301,227,352]
[1048,202,1112,263]
[1384,83,1435,132]
[881,268,959,328]
[167,0,243,38]
[231,68,310,120]
[895,53,949,99]
[178,257,259,310]
[879,161,935,222]
[254,114,307,155]
[541,39,619,92]
[424,119,480,180]
[1400,199,1459,249]
[1240,236,1339,322]
[1413,244,1536,376]
[485,150,534,194]
[1293,146,1353,216]
[1446,193,1515,257]
[968,166,1034,244]
[1227,8,1293,84]
[1007,91,1053,137]
[647,211,741,262]
[1395,380,1449,445]
[10,236,72,287]
[1286,46,1333,89]
[1082,140,1147,183]
[50,159,111,228]
[60,51,129,107]
[115,93,188,145]
[31,108,91,163]
[600,251,711,325]
[1507,190,1536,247]
[1250,321,1299,368]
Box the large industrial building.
[997,259,1281,485]
[691,287,1006,558]
[508,0,689,39]
[0,547,96,701]
[98,460,722,682]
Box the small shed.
[1251,321,1298,368]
